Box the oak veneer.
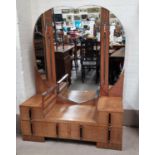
[58,90,97,104]
[20,95,123,150]
[20,8,124,150]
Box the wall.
[16,0,139,125]
[16,0,36,114]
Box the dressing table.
[20,8,124,150]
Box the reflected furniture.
[109,47,125,85]
[80,38,100,83]
[55,45,74,84]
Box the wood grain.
[20,7,123,150]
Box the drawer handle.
[80,125,83,139]
[108,113,111,125]
[29,108,32,119]
[30,122,33,135]
[56,123,59,137]
[29,108,33,135]
[108,128,111,143]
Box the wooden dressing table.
[20,8,124,150]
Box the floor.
[69,60,99,91]
[16,127,139,155]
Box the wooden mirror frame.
[34,7,124,97]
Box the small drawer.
[20,106,30,120]
[58,123,70,138]
[83,125,108,143]
[21,120,31,136]
[20,106,43,120]
[97,111,123,127]
[97,111,109,125]
[110,113,123,127]
[32,122,57,138]
[109,127,122,145]
[58,123,80,140]
[70,124,80,140]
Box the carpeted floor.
[16,126,139,155]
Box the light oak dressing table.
[20,8,124,150]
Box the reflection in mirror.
[34,15,47,80]
[33,7,125,101]
[109,13,125,86]
[53,7,101,95]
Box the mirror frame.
[33,7,124,97]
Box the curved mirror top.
[33,6,125,102]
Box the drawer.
[70,124,80,140]
[32,122,57,138]
[21,120,31,136]
[58,123,80,140]
[20,106,30,120]
[109,127,122,145]
[97,111,109,125]
[20,106,43,120]
[58,123,70,138]
[83,125,108,142]
[110,113,123,127]
[97,112,123,127]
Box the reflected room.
[34,6,125,101]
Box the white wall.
[16,0,36,114]
[16,0,139,113]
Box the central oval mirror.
[33,6,125,102]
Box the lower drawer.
[32,122,57,138]
[82,125,108,142]
[58,123,80,140]
[109,127,122,145]
[21,121,119,144]
[21,120,31,136]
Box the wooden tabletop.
[59,90,97,104]
[55,45,74,53]
[45,102,97,124]
[20,95,42,107]
[97,96,123,112]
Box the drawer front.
[109,127,122,145]
[21,120,31,136]
[58,123,80,140]
[111,113,123,127]
[97,112,109,125]
[32,122,57,138]
[70,124,80,140]
[83,125,108,142]
[58,123,70,138]
[20,107,43,120]
[97,112,123,127]
[20,106,30,120]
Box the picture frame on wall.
[87,8,100,13]
[62,9,70,14]
[70,9,79,14]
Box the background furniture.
[55,45,74,84]
[80,38,99,83]
[109,47,125,85]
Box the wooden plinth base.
[96,142,122,150]
[22,135,45,142]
